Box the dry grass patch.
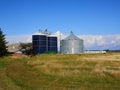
[0,52,120,90]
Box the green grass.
[0,53,120,90]
[0,62,5,69]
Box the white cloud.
[6,32,120,50]
[6,34,32,43]
[79,34,120,50]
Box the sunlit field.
[0,52,120,90]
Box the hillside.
[0,53,120,90]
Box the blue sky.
[0,0,120,35]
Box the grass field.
[0,52,120,90]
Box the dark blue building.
[32,34,57,54]
[48,36,57,52]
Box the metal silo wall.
[32,35,47,54]
[48,36,58,53]
[60,39,84,54]
[79,39,84,53]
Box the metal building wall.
[32,35,47,54]
[60,32,84,54]
[32,35,58,54]
[48,36,57,52]
[61,39,84,54]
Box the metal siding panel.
[48,37,57,52]
[33,35,58,54]
[32,35,47,54]
[61,39,84,54]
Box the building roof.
[64,31,81,40]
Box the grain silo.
[32,34,47,54]
[60,32,84,54]
[32,30,58,54]
[48,36,58,53]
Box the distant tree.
[0,28,8,57]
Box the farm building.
[60,31,84,54]
[32,30,58,54]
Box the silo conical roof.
[64,31,81,40]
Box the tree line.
[0,28,8,57]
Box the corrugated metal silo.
[60,32,84,54]
[32,35,47,54]
[48,36,58,52]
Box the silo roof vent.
[64,31,81,40]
